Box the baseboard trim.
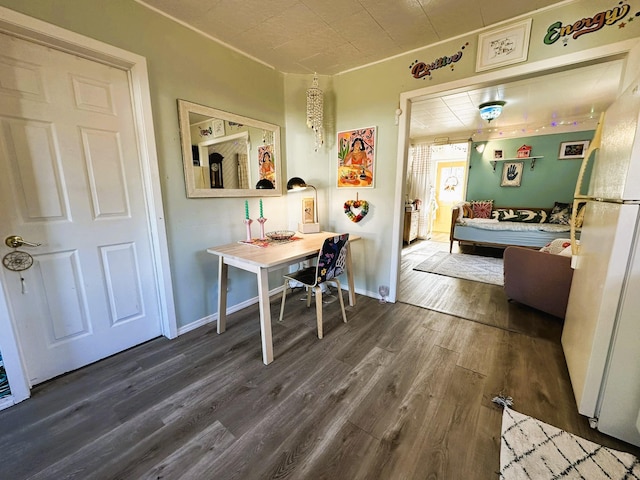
[177,285,375,336]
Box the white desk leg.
[217,258,228,334]
[346,243,356,307]
[256,268,274,364]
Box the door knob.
[5,235,41,248]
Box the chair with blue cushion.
[278,234,349,338]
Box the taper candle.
[259,199,263,218]
[244,200,249,220]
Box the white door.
[0,32,162,385]
[433,160,466,233]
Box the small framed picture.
[302,197,315,224]
[476,19,532,72]
[493,149,503,160]
[501,161,524,187]
[212,119,225,138]
[559,140,590,159]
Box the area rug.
[500,407,640,479]
[413,251,504,286]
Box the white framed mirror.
[178,99,282,197]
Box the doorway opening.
[391,44,635,303]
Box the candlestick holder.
[244,218,253,242]
[257,217,267,240]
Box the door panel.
[0,32,161,385]
[4,118,68,221]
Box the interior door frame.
[0,7,177,403]
[390,38,640,303]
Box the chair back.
[315,234,349,284]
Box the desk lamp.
[287,176,320,233]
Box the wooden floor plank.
[1,237,639,479]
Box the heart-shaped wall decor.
[344,200,369,223]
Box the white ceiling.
[137,0,567,75]
[136,0,623,141]
[410,58,624,140]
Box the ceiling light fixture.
[479,101,506,123]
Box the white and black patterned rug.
[413,251,504,286]
[500,407,640,479]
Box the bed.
[449,205,578,252]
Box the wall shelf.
[490,156,544,171]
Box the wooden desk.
[207,232,359,364]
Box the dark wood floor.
[1,238,639,479]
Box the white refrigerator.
[562,75,640,448]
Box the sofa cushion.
[471,200,493,219]
[549,202,572,225]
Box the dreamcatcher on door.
[2,235,41,294]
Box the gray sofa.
[503,246,574,318]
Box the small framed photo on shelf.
[501,161,524,187]
[493,149,503,160]
[559,140,590,159]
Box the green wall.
[0,0,288,329]
[467,131,594,207]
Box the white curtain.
[407,144,436,239]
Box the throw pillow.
[492,208,547,223]
[492,208,518,221]
[539,238,572,254]
[549,202,572,225]
[516,209,548,223]
[471,200,493,219]
[558,245,573,257]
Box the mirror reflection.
[178,99,282,197]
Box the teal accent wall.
[467,131,594,208]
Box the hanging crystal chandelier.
[306,73,324,151]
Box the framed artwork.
[212,119,225,138]
[337,126,376,188]
[559,140,590,159]
[493,149,503,159]
[501,161,524,187]
[302,197,315,224]
[476,19,532,72]
[258,145,275,183]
